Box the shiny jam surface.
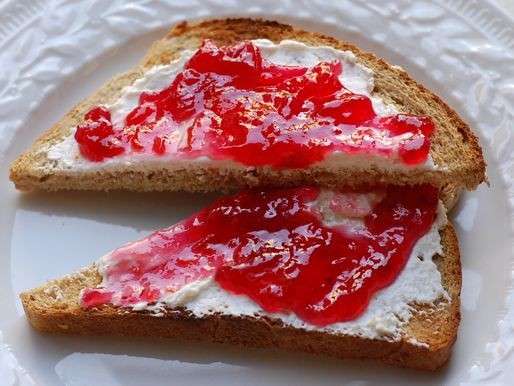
[74,40,434,167]
[81,185,439,326]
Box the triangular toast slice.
[20,187,461,370]
[10,19,485,192]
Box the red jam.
[81,185,439,326]
[75,40,434,167]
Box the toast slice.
[20,222,461,371]
[10,18,485,193]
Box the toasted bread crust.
[9,18,486,192]
[20,223,461,371]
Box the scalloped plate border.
[1,0,513,385]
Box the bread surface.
[20,223,461,371]
[10,18,486,192]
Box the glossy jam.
[81,185,439,326]
[74,41,434,167]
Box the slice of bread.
[20,223,461,371]
[10,18,485,193]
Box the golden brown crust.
[20,223,461,371]
[7,163,478,194]
[9,18,486,192]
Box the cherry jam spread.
[75,40,434,166]
[81,185,439,326]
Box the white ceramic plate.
[1,1,514,385]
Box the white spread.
[96,197,449,343]
[44,39,437,171]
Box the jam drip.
[81,185,439,326]
[75,40,434,167]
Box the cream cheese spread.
[95,197,449,342]
[45,39,437,171]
